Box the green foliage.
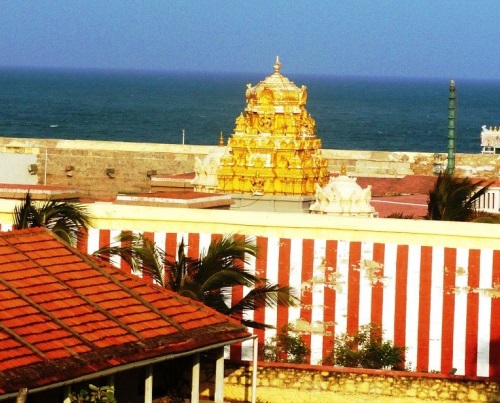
[261,325,310,364]
[94,233,299,329]
[426,172,492,222]
[13,192,91,246]
[69,384,116,403]
[471,214,500,223]
[386,212,415,219]
[327,323,405,370]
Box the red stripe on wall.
[119,230,132,274]
[323,240,338,358]
[187,233,200,260]
[98,229,110,251]
[394,245,409,352]
[301,239,315,363]
[347,242,361,334]
[490,250,500,378]
[254,236,268,345]
[165,233,178,265]
[211,233,222,243]
[371,243,385,326]
[417,246,432,372]
[77,228,88,254]
[142,232,154,284]
[465,249,481,376]
[230,234,246,361]
[441,247,457,373]
[277,238,291,332]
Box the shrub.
[261,325,310,364]
[327,323,405,370]
[69,384,116,403]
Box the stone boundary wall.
[0,137,211,197]
[0,136,499,198]
[207,362,500,402]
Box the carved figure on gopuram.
[217,56,330,196]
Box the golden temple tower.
[217,57,329,196]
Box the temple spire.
[273,55,282,73]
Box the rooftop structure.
[310,167,377,217]
[480,125,500,154]
[216,57,329,196]
[0,228,251,401]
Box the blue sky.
[1,0,499,79]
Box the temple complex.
[216,57,329,197]
[190,57,381,214]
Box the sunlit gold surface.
[217,57,329,195]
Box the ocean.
[1,67,499,154]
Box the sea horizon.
[1,66,499,154]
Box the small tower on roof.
[447,80,456,175]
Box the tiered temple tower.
[216,57,330,198]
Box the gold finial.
[273,55,282,73]
[218,131,224,147]
[340,164,347,176]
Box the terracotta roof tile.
[0,228,250,395]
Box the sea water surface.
[1,67,499,154]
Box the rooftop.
[0,228,250,395]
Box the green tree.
[326,323,406,370]
[426,172,492,221]
[261,325,310,364]
[13,192,91,246]
[69,384,116,403]
[94,233,298,329]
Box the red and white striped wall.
[80,227,500,379]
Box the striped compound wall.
[76,226,500,379]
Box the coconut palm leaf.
[96,232,299,329]
[13,193,90,246]
[94,232,168,286]
[13,192,37,229]
[426,173,492,221]
[191,235,257,284]
[386,212,415,219]
[198,269,259,295]
[229,283,299,315]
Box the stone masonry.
[0,136,499,199]
[200,362,500,402]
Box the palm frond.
[386,212,415,219]
[228,283,299,316]
[199,269,258,296]
[13,192,36,229]
[93,232,167,286]
[240,319,276,330]
[193,234,258,284]
[166,238,192,291]
[95,231,296,329]
[426,173,492,221]
[12,193,91,246]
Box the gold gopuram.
[217,57,329,196]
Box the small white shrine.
[309,167,377,217]
[191,134,226,193]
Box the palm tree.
[425,172,492,221]
[94,232,299,329]
[13,192,91,246]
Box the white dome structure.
[309,172,376,217]
[191,141,226,193]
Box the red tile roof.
[0,228,250,395]
[355,175,436,197]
